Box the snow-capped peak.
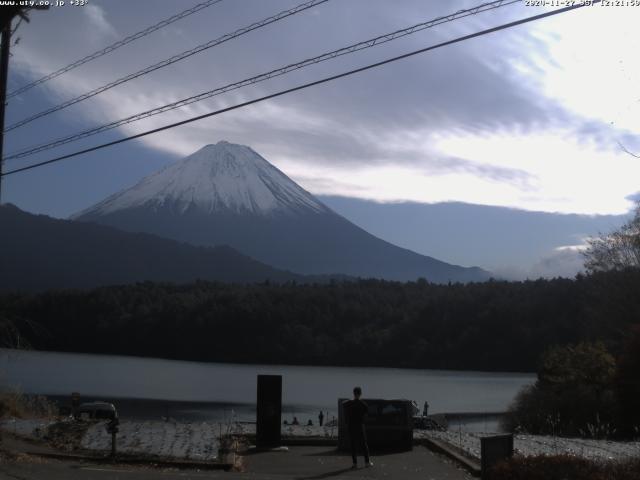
[74,141,329,217]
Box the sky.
[2,0,639,278]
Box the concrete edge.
[282,438,337,447]
[415,438,481,477]
[241,434,338,447]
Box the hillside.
[0,204,305,291]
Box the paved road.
[244,445,472,479]
[0,446,472,480]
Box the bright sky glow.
[532,6,640,135]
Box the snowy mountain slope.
[73,141,328,218]
[74,141,490,283]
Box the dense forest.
[2,269,639,373]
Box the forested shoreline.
[2,269,639,373]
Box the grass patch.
[0,390,58,419]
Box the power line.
[1,1,598,178]
[4,0,330,133]
[7,0,225,99]
[5,0,520,160]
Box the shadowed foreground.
[0,444,471,480]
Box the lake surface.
[1,349,534,430]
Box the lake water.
[1,349,534,431]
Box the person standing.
[318,411,324,426]
[344,386,372,468]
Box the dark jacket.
[344,399,368,429]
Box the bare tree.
[583,202,640,273]
[0,317,28,349]
[0,314,48,349]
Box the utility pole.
[0,16,12,204]
[0,12,16,447]
[0,6,47,203]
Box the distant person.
[318,411,324,426]
[307,419,313,426]
[292,416,299,425]
[344,386,372,469]
[423,401,429,417]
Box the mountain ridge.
[0,203,313,291]
[74,141,491,283]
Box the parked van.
[77,402,118,421]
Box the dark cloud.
[9,0,578,169]
[319,197,628,274]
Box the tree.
[504,342,618,437]
[584,202,640,273]
[0,316,29,349]
[538,342,616,390]
[615,325,640,437]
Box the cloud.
[6,0,640,217]
[494,246,586,281]
[529,248,586,280]
[554,243,588,253]
[83,4,118,42]
[626,192,640,203]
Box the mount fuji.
[74,141,489,283]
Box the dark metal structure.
[481,434,514,480]
[338,398,413,452]
[256,374,282,448]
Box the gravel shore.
[3,417,638,463]
[415,430,640,462]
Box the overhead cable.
[5,0,518,159]
[7,0,225,99]
[1,1,599,177]
[4,0,330,132]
